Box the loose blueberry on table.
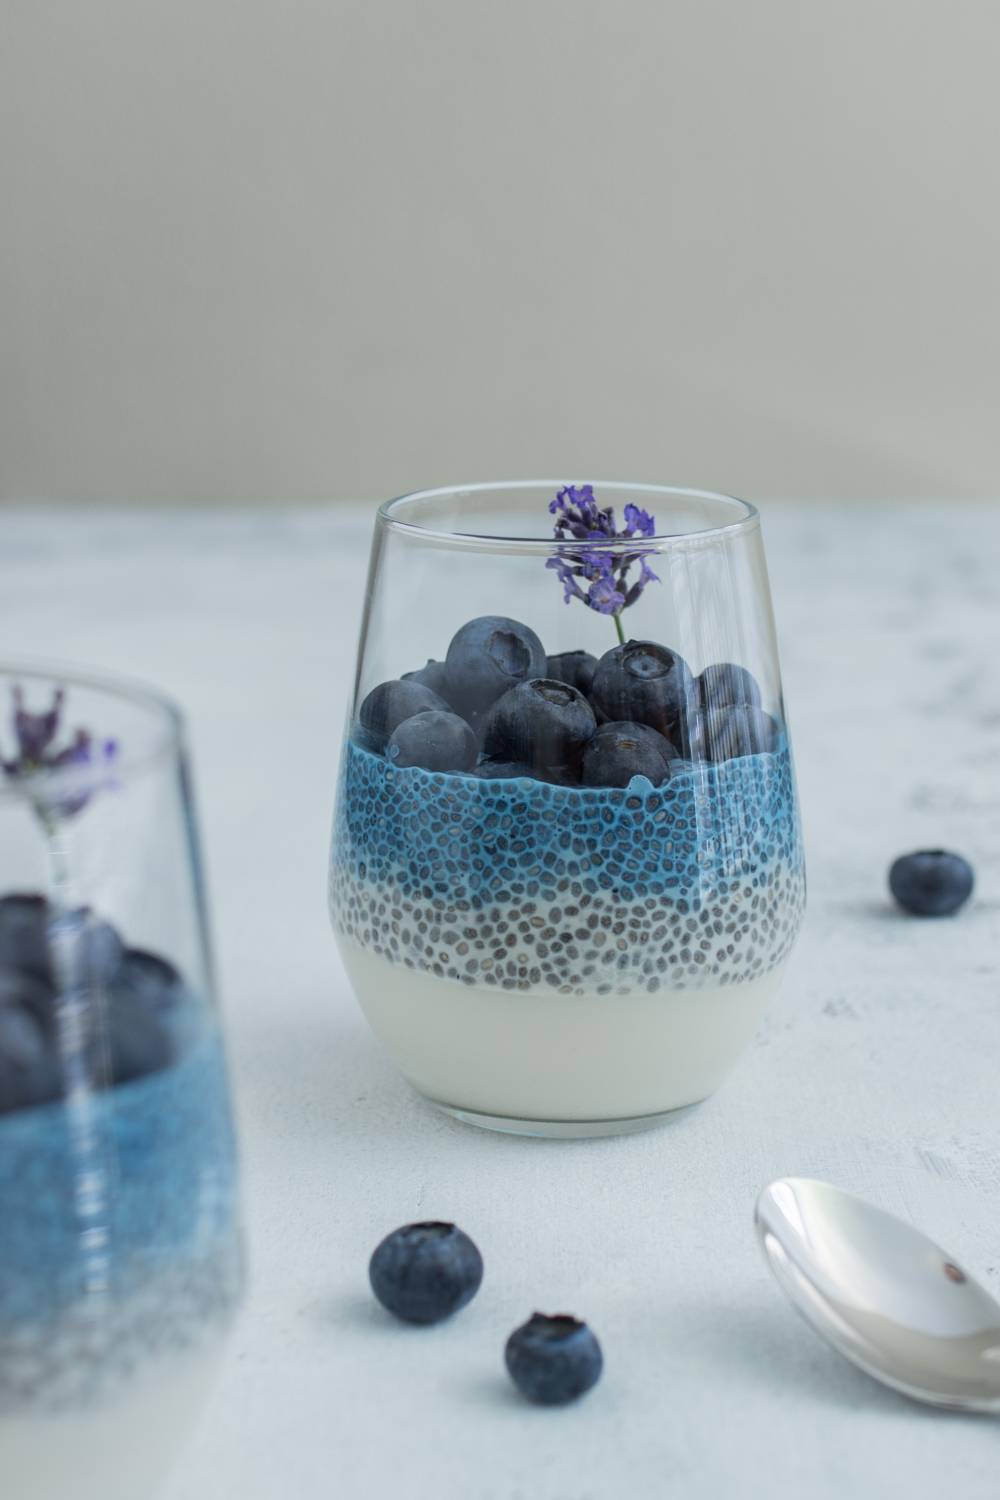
[888,850,974,917]
[369,1221,484,1325]
[504,1312,603,1404]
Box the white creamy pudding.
[330,741,804,1129]
[341,940,786,1122]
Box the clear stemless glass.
[329,483,805,1137]
[0,664,243,1500]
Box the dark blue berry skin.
[689,704,779,762]
[109,949,183,1015]
[357,680,451,753]
[444,617,547,720]
[388,712,478,773]
[582,721,676,788]
[546,651,598,697]
[101,990,173,1085]
[468,760,537,780]
[0,900,177,1108]
[0,894,54,986]
[889,850,974,916]
[483,679,595,779]
[591,640,693,742]
[697,662,762,713]
[0,965,55,1039]
[79,917,125,986]
[505,1313,603,1405]
[369,1221,484,1325]
[0,971,61,1114]
[402,659,453,702]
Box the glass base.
[425,1097,703,1139]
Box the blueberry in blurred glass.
[330,483,804,1136]
[0,665,242,1500]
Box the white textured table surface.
[4,500,1000,1499]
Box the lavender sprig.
[546,484,661,644]
[1,686,118,825]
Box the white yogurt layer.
[341,939,786,1121]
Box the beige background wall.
[1,1,998,504]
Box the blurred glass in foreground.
[0,664,242,1500]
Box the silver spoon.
[755,1177,1000,1411]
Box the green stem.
[613,611,626,646]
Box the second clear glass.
[0,664,243,1500]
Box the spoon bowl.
[755,1177,1000,1411]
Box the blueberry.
[582,721,676,788]
[369,1221,484,1325]
[0,996,61,1115]
[357,680,452,754]
[109,948,183,1014]
[444,616,547,719]
[401,659,452,702]
[387,711,478,773]
[588,693,610,726]
[0,894,54,984]
[591,640,693,741]
[697,662,762,713]
[99,989,173,1085]
[689,704,779,762]
[483,679,595,778]
[889,850,974,917]
[0,967,56,1041]
[546,650,598,696]
[504,1313,603,1405]
[467,760,537,780]
[78,916,125,987]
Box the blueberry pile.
[368,1220,602,1405]
[0,893,180,1117]
[358,616,780,786]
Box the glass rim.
[0,657,184,801]
[378,480,760,551]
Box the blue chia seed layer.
[0,1018,242,1411]
[330,741,805,994]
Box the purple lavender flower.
[588,572,626,615]
[548,485,661,642]
[2,686,118,822]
